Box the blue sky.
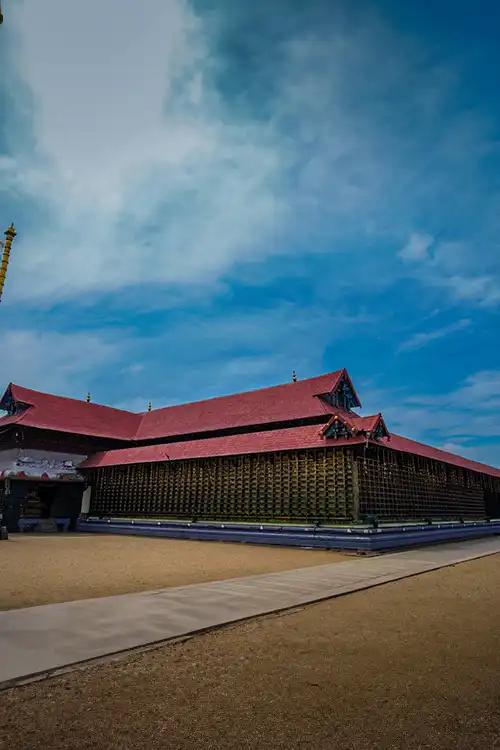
[0,0,499,465]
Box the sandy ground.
[0,533,344,609]
[1,553,499,749]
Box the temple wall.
[86,445,500,522]
[87,448,357,522]
[356,447,496,519]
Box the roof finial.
[147,401,152,412]
[292,369,297,383]
[86,392,91,403]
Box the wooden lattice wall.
[356,446,495,519]
[88,447,357,521]
[87,445,499,522]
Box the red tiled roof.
[351,414,382,432]
[80,425,365,468]
[0,371,350,442]
[133,370,348,440]
[382,434,500,479]
[3,375,499,479]
[81,425,500,479]
[0,384,140,440]
[321,412,383,435]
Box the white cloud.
[452,370,500,406]
[0,329,121,398]
[113,396,152,414]
[439,440,469,454]
[398,234,500,307]
[1,0,498,319]
[438,439,500,468]
[398,318,471,352]
[122,364,145,375]
[362,369,500,466]
[5,0,289,302]
[441,275,500,307]
[12,0,203,208]
[399,232,434,262]
[449,442,500,468]
[103,303,378,409]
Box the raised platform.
[76,517,500,552]
[18,517,71,533]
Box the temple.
[1,369,499,531]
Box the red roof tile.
[81,426,500,479]
[81,425,365,468]
[0,371,349,441]
[134,370,347,440]
[0,384,139,440]
[3,375,499,479]
[382,434,500,478]
[351,414,381,432]
[320,412,388,438]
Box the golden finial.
[147,401,152,412]
[86,392,91,403]
[0,223,17,303]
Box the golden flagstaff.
[0,224,17,303]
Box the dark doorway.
[485,491,500,518]
[38,484,57,518]
[2,480,84,532]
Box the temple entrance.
[38,484,56,518]
[24,484,56,519]
[1,479,84,532]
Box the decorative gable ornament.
[321,414,355,440]
[322,412,389,441]
[316,369,361,411]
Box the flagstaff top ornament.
[0,224,17,303]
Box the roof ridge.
[138,369,343,416]
[9,383,137,417]
[351,412,381,422]
[157,370,342,414]
[133,370,344,439]
[7,370,343,423]
[2,370,349,443]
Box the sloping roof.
[383,434,500,478]
[0,371,351,442]
[351,414,384,433]
[0,384,140,440]
[81,425,365,468]
[81,425,500,479]
[133,370,349,440]
[320,412,385,436]
[4,375,498,479]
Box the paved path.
[1,537,499,688]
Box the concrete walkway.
[1,537,499,688]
